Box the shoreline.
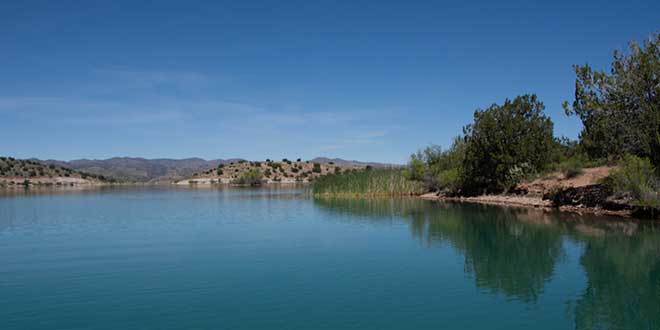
[419,192,636,218]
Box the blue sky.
[1,0,658,163]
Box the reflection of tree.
[573,232,660,330]
[414,204,565,303]
[314,198,565,303]
[314,196,660,325]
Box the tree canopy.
[563,33,660,168]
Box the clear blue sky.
[1,0,658,163]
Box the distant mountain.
[40,157,242,183]
[309,157,399,168]
[37,157,396,183]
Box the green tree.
[462,94,555,193]
[232,169,263,186]
[312,163,322,173]
[563,32,660,167]
[404,137,466,193]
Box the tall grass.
[312,168,425,197]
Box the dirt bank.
[419,166,642,219]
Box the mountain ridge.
[37,156,397,183]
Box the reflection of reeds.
[312,169,425,197]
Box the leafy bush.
[404,137,466,193]
[312,163,322,173]
[604,155,660,208]
[556,156,586,179]
[231,169,264,186]
[462,94,556,193]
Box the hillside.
[41,157,237,183]
[0,157,112,187]
[309,157,398,168]
[40,157,393,183]
[180,159,375,185]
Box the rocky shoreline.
[419,189,647,219]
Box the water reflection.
[314,197,660,328]
[573,229,660,329]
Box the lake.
[1,186,659,329]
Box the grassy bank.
[312,168,424,197]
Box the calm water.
[1,187,659,329]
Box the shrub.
[232,169,264,186]
[296,158,301,162]
[462,94,555,193]
[556,156,589,179]
[312,163,322,173]
[217,169,224,175]
[404,137,466,193]
[604,154,660,208]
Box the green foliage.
[556,156,588,179]
[461,94,555,193]
[312,168,425,196]
[312,163,322,173]
[404,137,466,193]
[232,169,264,186]
[563,32,660,167]
[604,155,660,209]
[217,168,224,175]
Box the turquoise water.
[1,187,659,329]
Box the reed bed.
[312,168,425,197]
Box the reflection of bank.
[314,197,660,327]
